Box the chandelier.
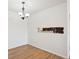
[18,1,31,20]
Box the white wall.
[28,3,68,58]
[8,11,28,49]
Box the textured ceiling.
[8,0,67,14]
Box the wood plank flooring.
[8,44,65,59]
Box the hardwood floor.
[8,44,65,59]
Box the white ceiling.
[8,0,67,14]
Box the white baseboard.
[8,44,69,59]
[29,44,69,59]
[8,43,28,49]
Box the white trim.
[67,0,70,58]
[29,44,68,59]
[8,44,69,59]
[8,43,28,49]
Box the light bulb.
[25,13,30,17]
[18,12,23,16]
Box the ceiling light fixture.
[18,1,31,20]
